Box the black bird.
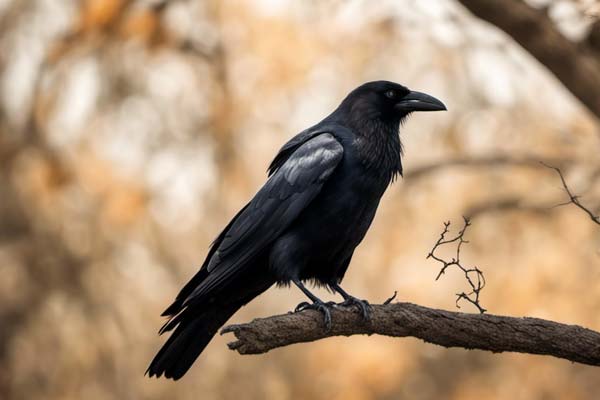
[147,81,446,380]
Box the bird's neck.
[349,115,403,182]
[323,103,404,182]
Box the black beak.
[395,90,446,112]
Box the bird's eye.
[385,90,396,99]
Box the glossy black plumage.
[147,81,446,379]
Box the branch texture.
[221,302,600,367]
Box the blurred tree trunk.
[457,0,600,120]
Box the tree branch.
[457,0,600,119]
[221,302,600,367]
[585,19,600,56]
[542,162,600,225]
[404,155,570,182]
[464,196,552,219]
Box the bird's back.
[267,123,396,285]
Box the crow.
[147,80,446,379]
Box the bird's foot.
[338,296,372,321]
[294,300,335,330]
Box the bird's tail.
[146,302,240,380]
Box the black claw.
[339,297,372,321]
[294,301,311,312]
[294,300,333,330]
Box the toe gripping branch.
[294,300,334,330]
[293,280,374,330]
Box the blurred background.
[1,0,600,399]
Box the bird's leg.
[331,283,372,320]
[292,279,334,330]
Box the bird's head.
[338,80,446,124]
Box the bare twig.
[427,218,486,313]
[383,291,397,305]
[221,302,600,367]
[542,162,600,226]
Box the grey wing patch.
[267,127,329,176]
[182,133,343,305]
[282,135,343,185]
[208,133,342,272]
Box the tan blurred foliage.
[1,0,599,399]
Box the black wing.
[267,127,324,176]
[160,203,250,317]
[182,133,344,307]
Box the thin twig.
[383,291,397,305]
[542,162,600,226]
[427,218,486,313]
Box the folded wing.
[181,132,344,308]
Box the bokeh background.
[1,0,600,399]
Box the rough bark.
[457,0,600,119]
[221,302,600,367]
